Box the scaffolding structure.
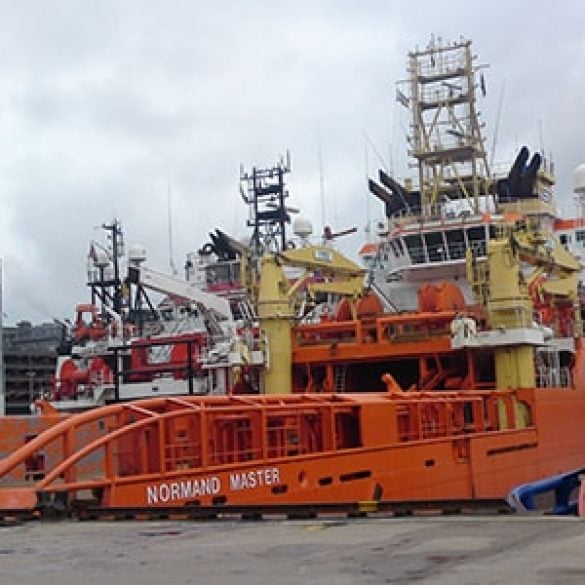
[405,38,491,215]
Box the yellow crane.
[255,245,366,394]
[467,217,582,391]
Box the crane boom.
[128,265,233,324]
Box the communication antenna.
[167,177,177,275]
[363,132,388,173]
[364,135,371,242]
[490,79,505,168]
[318,132,326,230]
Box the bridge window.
[404,234,425,264]
[206,263,234,286]
[466,226,487,256]
[424,232,446,262]
[445,229,465,259]
[389,240,400,257]
[396,238,405,256]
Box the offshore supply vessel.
[1,38,585,517]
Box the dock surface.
[1,516,584,584]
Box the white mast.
[167,177,177,276]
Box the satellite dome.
[574,163,585,194]
[128,244,147,265]
[292,217,313,239]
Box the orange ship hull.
[1,385,584,513]
[88,390,585,508]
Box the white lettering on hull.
[146,467,281,505]
[146,476,221,504]
[229,467,281,491]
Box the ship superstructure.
[363,38,574,311]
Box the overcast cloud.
[0,0,583,324]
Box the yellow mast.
[468,217,582,391]
[256,254,294,394]
[484,233,536,389]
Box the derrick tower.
[406,37,490,216]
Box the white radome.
[128,244,147,265]
[292,217,313,239]
[573,163,585,194]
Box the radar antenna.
[240,153,293,256]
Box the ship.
[1,38,585,517]
[39,222,243,410]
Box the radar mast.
[406,37,491,216]
[239,153,292,257]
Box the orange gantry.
[2,384,584,514]
[291,310,489,394]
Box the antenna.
[318,131,326,230]
[490,79,505,168]
[167,177,177,276]
[363,132,388,172]
[364,135,371,242]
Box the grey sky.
[0,0,583,324]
